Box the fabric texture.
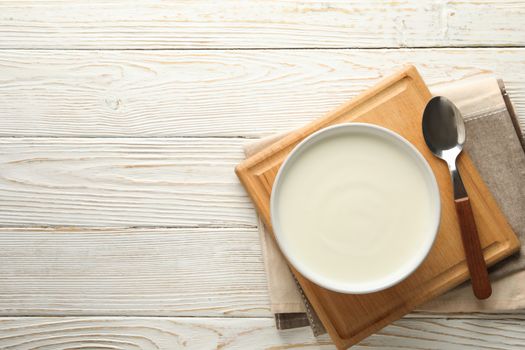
[242,73,524,332]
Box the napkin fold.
[243,73,524,333]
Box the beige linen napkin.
[243,73,524,332]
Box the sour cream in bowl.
[270,123,440,294]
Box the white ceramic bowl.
[270,123,441,294]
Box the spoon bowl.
[422,96,465,161]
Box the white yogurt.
[271,123,440,293]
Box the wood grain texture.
[236,66,520,349]
[0,138,256,227]
[1,317,525,350]
[0,0,524,49]
[0,2,524,347]
[0,227,269,317]
[0,49,524,137]
[0,226,521,318]
[455,196,492,300]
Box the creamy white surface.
[275,131,434,288]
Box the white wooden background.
[0,1,524,349]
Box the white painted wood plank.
[0,1,524,49]
[0,227,269,317]
[0,138,256,227]
[2,226,525,318]
[0,49,524,137]
[1,226,524,318]
[1,317,525,349]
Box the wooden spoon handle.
[455,196,492,299]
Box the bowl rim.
[270,122,441,294]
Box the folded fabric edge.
[499,79,525,151]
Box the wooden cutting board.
[235,66,520,349]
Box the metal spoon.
[422,96,492,300]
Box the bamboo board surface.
[236,66,520,349]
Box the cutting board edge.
[236,65,419,171]
[332,236,521,349]
[235,65,421,230]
